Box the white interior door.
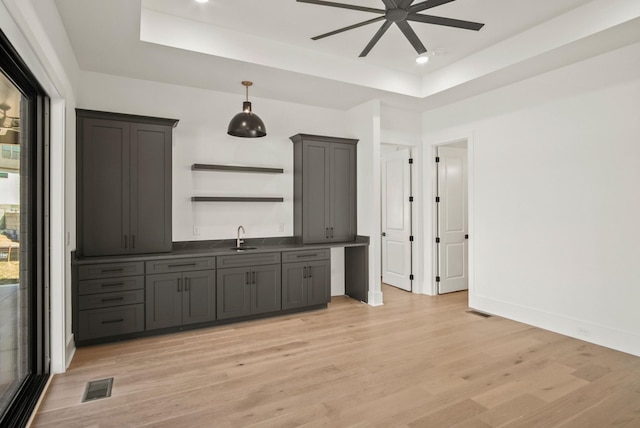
[382,148,411,291]
[437,146,468,294]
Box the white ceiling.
[54,0,640,110]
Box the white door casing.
[382,148,412,291]
[437,146,468,293]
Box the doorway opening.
[380,144,414,292]
[434,141,468,294]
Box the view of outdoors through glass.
[0,70,26,415]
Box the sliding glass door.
[0,29,50,427]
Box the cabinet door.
[146,273,183,330]
[182,270,216,326]
[250,264,281,315]
[129,123,172,254]
[329,143,356,242]
[216,267,250,320]
[81,118,130,256]
[282,262,307,310]
[307,260,330,306]
[302,141,331,243]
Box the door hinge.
[465,234,469,239]
[435,237,440,243]
[409,158,414,164]
[409,196,414,202]
[435,156,440,163]
[435,196,440,203]
[409,236,414,242]
[436,276,441,282]
[409,274,414,281]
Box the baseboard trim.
[470,293,640,357]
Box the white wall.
[422,42,640,356]
[78,71,349,241]
[348,100,382,305]
[1,0,80,372]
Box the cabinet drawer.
[79,289,145,310]
[146,257,216,274]
[78,276,144,296]
[78,304,144,340]
[78,262,144,280]
[282,249,330,263]
[217,252,281,269]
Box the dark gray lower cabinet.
[282,260,330,309]
[217,264,281,320]
[146,270,216,330]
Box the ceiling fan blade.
[407,13,484,30]
[396,21,426,54]
[311,16,385,40]
[297,0,384,14]
[359,20,393,57]
[381,0,398,8]
[409,0,456,13]
[398,0,415,8]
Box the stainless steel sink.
[230,246,257,251]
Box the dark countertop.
[74,236,370,264]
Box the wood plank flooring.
[33,285,640,427]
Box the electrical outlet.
[193,226,200,235]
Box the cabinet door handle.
[245,271,250,285]
[303,267,307,278]
[330,227,334,238]
[167,263,197,268]
[101,318,124,324]
[100,282,124,288]
[124,235,128,249]
[177,278,181,292]
[252,271,256,284]
[325,228,329,239]
[100,268,124,273]
[101,297,124,303]
[185,277,189,292]
[308,267,312,279]
[132,234,136,249]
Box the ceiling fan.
[0,103,20,136]
[297,0,484,57]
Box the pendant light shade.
[227,81,266,138]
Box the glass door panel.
[0,70,28,415]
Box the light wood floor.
[33,285,640,427]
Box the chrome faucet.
[236,225,245,248]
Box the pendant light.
[227,81,266,138]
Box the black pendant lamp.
[227,81,266,138]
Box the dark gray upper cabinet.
[77,109,178,257]
[291,134,357,244]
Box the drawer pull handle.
[101,318,124,324]
[100,268,124,273]
[101,282,124,288]
[296,254,318,258]
[101,297,125,303]
[167,263,197,268]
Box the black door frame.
[0,28,50,427]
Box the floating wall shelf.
[191,197,284,203]
[191,164,284,174]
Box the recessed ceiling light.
[194,0,209,3]
[416,54,430,64]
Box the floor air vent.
[467,310,492,318]
[82,378,113,402]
